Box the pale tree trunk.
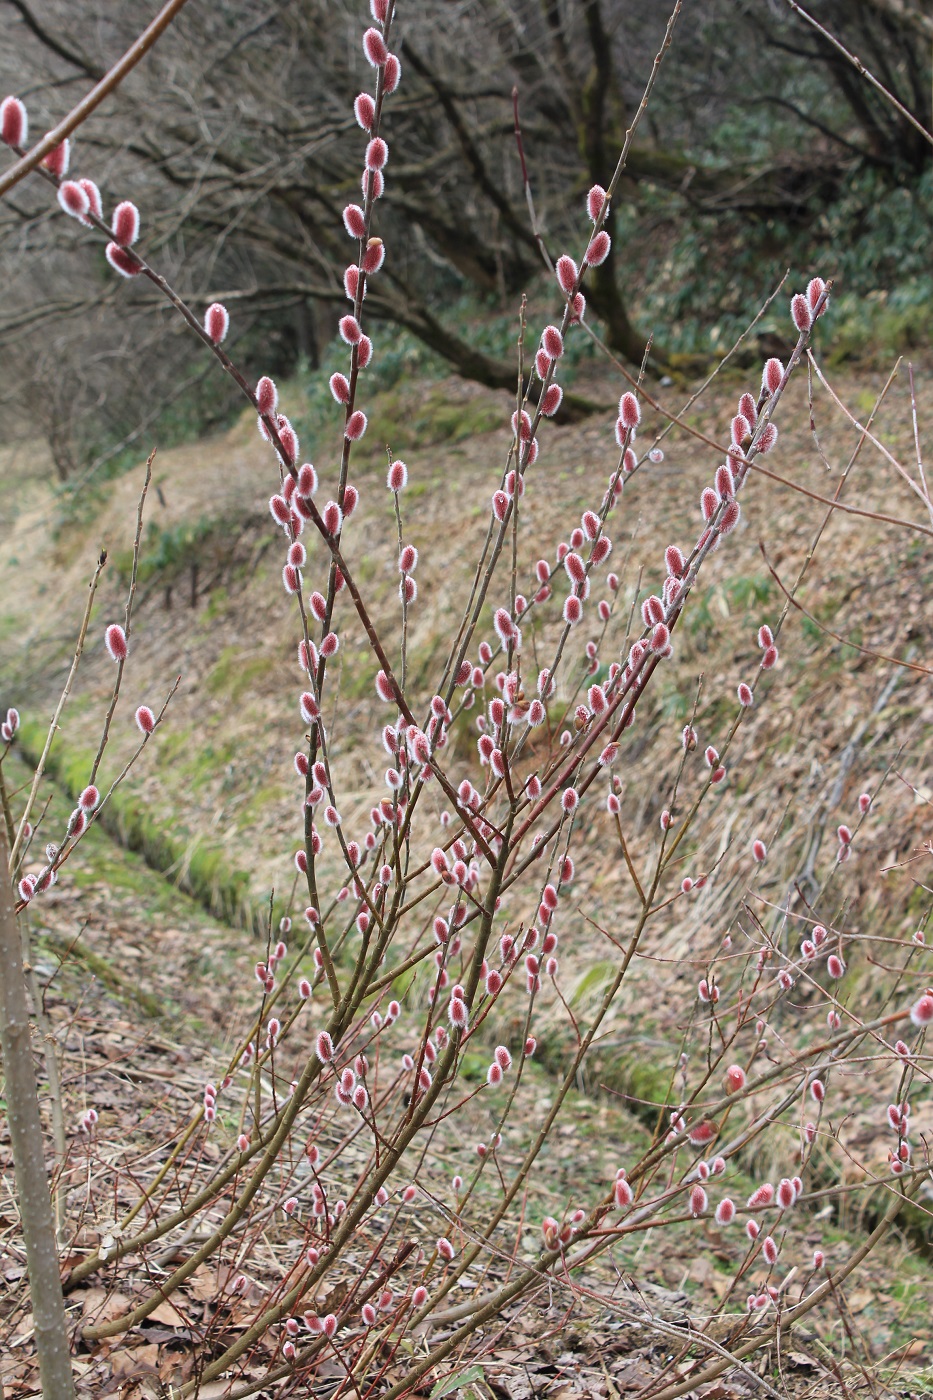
[0,820,75,1400]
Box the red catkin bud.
[295,463,316,499]
[725,1064,746,1094]
[256,376,278,416]
[105,243,141,278]
[752,839,767,863]
[614,1175,633,1208]
[690,1184,708,1216]
[385,458,408,491]
[383,52,401,93]
[343,204,366,238]
[587,184,607,222]
[909,993,933,1026]
[720,499,741,534]
[791,293,812,333]
[112,200,140,247]
[540,383,563,416]
[730,415,751,448]
[0,96,27,147]
[316,1031,334,1063]
[807,276,828,314]
[57,180,89,220]
[355,92,376,130]
[328,373,352,408]
[581,509,599,541]
[737,683,753,707]
[665,545,685,578]
[810,1078,825,1103]
[345,410,367,440]
[618,392,640,429]
[762,357,783,396]
[642,595,664,626]
[739,391,757,427]
[650,623,669,653]
[365,137,388,171]
[584,230,610,266]
[715,463,735,499]
[564,551,586,585]
[204,302,229,344]
[556,254,578,294]
[42,138,69,176]
[757,422,778,454]
[363,27,388,65]
[362,240,384,275]
[105,624,128,662]
[715,1197,735,1226]
[512,409,533,442]
[135,705,155,735]
[78,785,99,811]
[448,994,469,1030]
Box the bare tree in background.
[0,0,930,478]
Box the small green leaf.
[430,1363,485,1398]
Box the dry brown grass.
[2,353,932,1395]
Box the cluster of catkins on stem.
[5,10,933,1383]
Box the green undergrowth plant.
[15,719,268,933]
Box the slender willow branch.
[10,554,106,870]
[784,0,933,150]
[0,0,193,199]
